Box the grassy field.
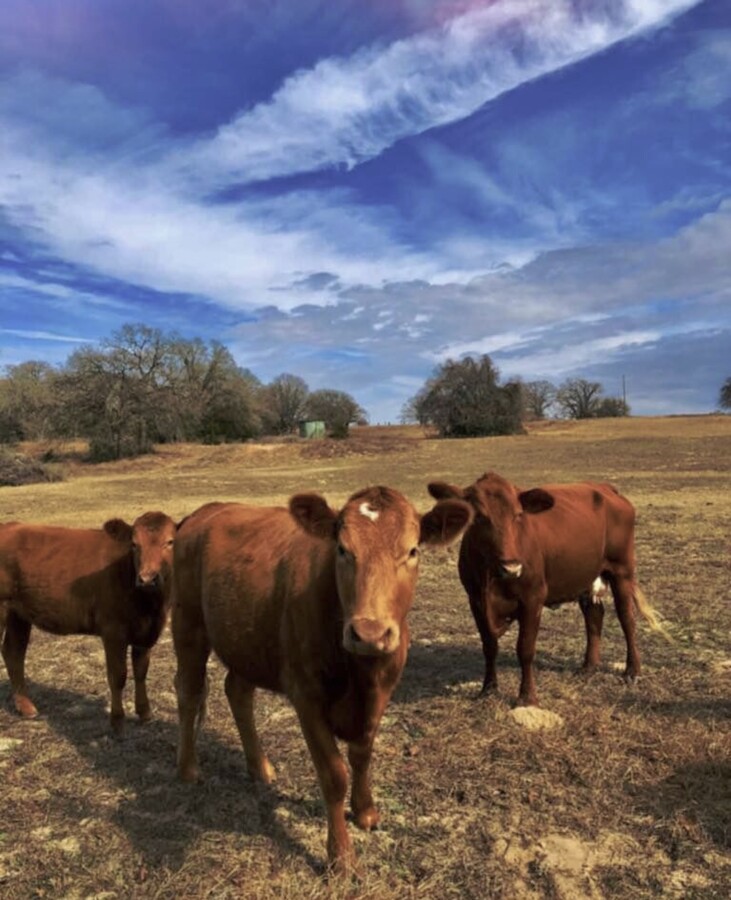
[0,417,729,899]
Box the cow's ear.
[104,518,133,542]
[289,493,338,540]
[420,499,473,546]
[518,489,554,514]
[427,481,464,501]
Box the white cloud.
[179,0,701,186]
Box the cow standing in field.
[0,512,177,732]
[172,488,471,872]
[428,473,664,706]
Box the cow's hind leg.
[131,645,152,723]
[173,605,210,783]
[2,611,37,718]
[578,592,604,674]
[224,672,275,783]
[609,572,641,681]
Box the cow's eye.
[337,544,350,559]
[408,547,419,559]
[166,538,175,548]
[132,542,140,551]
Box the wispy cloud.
[179,0,701,186]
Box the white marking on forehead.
[359,502,380,522]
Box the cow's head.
[104,511,177,590]
[428,473,554,579]
[289,486,472,657]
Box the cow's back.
[0,523,129,634]
[176,503,334,694]
[527,482,635,597]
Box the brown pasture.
[0,417,729,899]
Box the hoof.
[353,806,380,831]
[515,696,539,708]
[477,684,498,700]
[136,706,152,724]
[14,695,39,719]
[248,756,276,785]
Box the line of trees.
[403,355,630,437]
[0,325,367,459]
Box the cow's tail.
[633,584,672,640]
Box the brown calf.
[0,512,176,731]
[429,473,664,706]
[172,488,471,872]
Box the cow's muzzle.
[136,572,162,590]
[343,617,400,656]
[499,560,523,579]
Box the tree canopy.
[404,355,524,438]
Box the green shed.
[298,420,326,438]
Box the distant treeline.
[0,324,631,460]
[0,324,366,460]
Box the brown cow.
[172,487,471,872]
[0,512,176,732]
[428,473,665,706]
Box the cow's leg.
[609,572,641,681]
[224,671,275,783]
[131,645,152,723]
[469,592,499,696]
[2,611,38,718]
[291,694,353,873]
[172,605,210,783]
[348,735,380,831]
[516,602,543,706]
[578,592,604,674]
[102,636,128,734]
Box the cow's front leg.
[102,636,128,734]
[516,602,543,706]
[348,724,383,832]
[2,611,37,718]
[469,591,499,696]
[292,693,354,874]
[131,645,152,723]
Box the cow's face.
[429,474,553,579]
[130,512,176,590]
[290,487,471,657]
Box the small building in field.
[298,420,326,439]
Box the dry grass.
[1,417,730,899]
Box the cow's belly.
[11,586,94,635]
[204,597,283,693]
[544,557,603,602]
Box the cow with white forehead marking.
[172,485,472,872]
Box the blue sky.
[1,0,729,422]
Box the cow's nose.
[344,618,400,656]
[136,572,160,589]
[500,560,523,579]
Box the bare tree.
[260,374,309,435]
[522,380,557,420]
[556,378,604,419]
